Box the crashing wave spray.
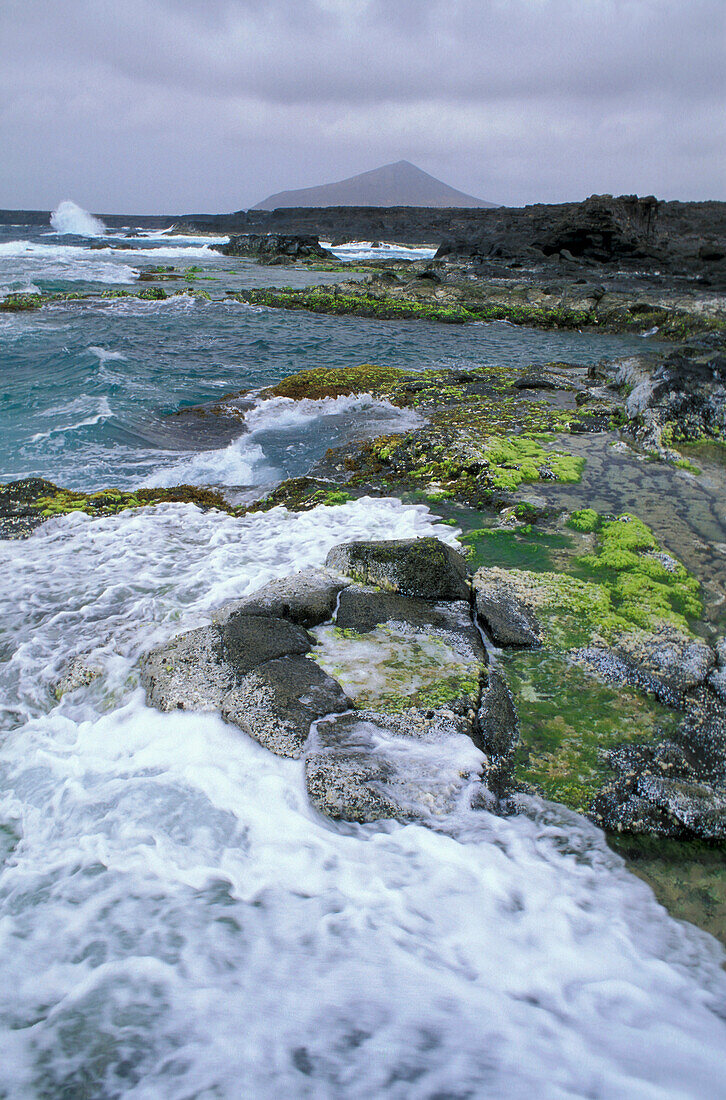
[50,200,107,237]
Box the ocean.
[0,204,724,1098]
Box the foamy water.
[0,501,724,1098]
[324,240,438,262]
[142,393,423,489]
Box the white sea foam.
[0,240,139,285]
[50,200,107,237]
[0,502,724,1097]
[323,240,438,262]
[88,345,127,364]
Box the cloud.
[0,0,723,211]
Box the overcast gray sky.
[1,0,724,213]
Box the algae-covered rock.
[325,537,469,600]
[221,656,351,758]
[311,592,483,717]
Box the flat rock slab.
[326,537,469,601]
[335,588,479,645]
[472,570,542,647]
[221,613,312,677]
[222,655,351,758]
[213,567,350,628]
[305,709,483,823]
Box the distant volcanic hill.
[253,160,498,210]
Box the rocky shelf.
[137,536,726,841]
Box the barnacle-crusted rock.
[305,709,483,823]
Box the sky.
[1,0,724,214]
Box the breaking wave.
[50,200,107,237]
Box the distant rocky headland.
[4,192,724,282]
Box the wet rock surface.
[573,628,715,708]
[472,569,542,647]
[139,530,726,839]
[213,567,350,628]
[0,478,58,539]
[142,538,491,823]
[222,655,351,758]
[325,537,469,600]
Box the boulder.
[52,657,102,699]
[141,625,233,712]
[213,567,350,628]
[215,233,334,260]
[472,570,542,647]
[325,537,469,601]
[222,655,351,758]
[141,614,313,711]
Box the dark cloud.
[1,0,723,212]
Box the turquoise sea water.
[1,224,658,491]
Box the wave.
[30,397,113,442]
[50,200,106,237]
[323,240,438,262]
[87,346,127,364]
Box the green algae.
[573,514,702,633]
[460,527,572,573]
[267,364,406,401]
[567,508,599,532]
[608,834,726,946]
[501,650,683,814]
[241,477,358,514]
[30,485,236,519]
[0,287,215,312]
[227,285,725,337]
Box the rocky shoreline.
[2,210,725,942]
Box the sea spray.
[50,200,107,237]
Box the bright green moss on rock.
[480,513,702,649]
[574,514,702,633]
[567,508,600,532]
[230,287,598,330]
[31,485,236,518]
